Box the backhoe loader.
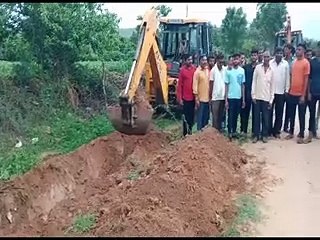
[107,8,213,135]
[275,15,303,51]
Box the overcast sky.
[104,3,320,40]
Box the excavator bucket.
[107,93,154,135]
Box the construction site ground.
[0,114,319,236]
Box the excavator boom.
[108,8,168,135]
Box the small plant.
[127,169,140,181]
[72,213,97,234]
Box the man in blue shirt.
[225,53,246,140]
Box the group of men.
[177,43,320,144]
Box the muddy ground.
[0,127,258,237]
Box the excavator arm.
[108,8,168,135]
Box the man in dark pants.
[305,48,316,141]
[177,54,196,136]
[285,44,310,144]
[209,54,227,132]
[305,47,320,142]
[269,47,290,138]
[225,53,246,140]
[241,49,258,137]
[221,56,234,131]
[283,44,295,133]
[251,51,275,143]
[193,55,210,131]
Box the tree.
[252,3,288,50]
[220,7,248,54]
[304,38,320,50]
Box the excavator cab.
[274,16,303,52]
[275,30,303,51]
[157,18,213,105]
[158,18,213,77]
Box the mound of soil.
[0,127,249,237]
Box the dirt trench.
[0,127,250,236]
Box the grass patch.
[0,109,182,181]
[72,213,97,234]
[127,169,140,181]
[0,112,114,180]
[222,194,262,237]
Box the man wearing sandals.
[285,43,310,144]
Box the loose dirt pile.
[0,127,249,237]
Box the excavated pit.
[0,128,250,236]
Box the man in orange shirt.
[285,43,310,143]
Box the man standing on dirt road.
[283,44,295,133]
[268,47,290,138]
[305,48,317,142]
[225,53,246,141]
[209,54,227,132]
[177,54,196,136]
[193,55,210,131]
[241,49,258,137]
[285,43,310,144]
[305,47,320,142]
[251,51,275,143]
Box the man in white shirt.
[252,51,275,143]
[209,54,227,132]
[269,47,290,138]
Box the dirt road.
[245,135,320,236]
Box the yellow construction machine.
[274,15,303,51]
[108,8,213,135]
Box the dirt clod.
[0,127,249,236]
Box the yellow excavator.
[274,15,303,51]
[108,8,213,135]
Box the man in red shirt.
[177,54,196,136]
